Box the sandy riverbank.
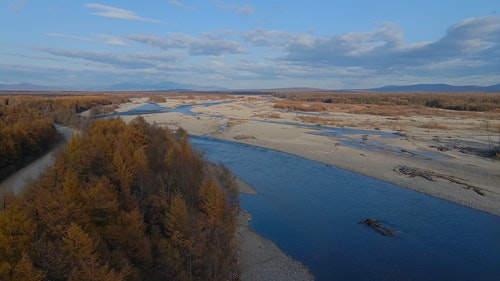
[117,95,500,216]
[233,176,313,280]
[114,94,499,280]
[233,176,314,279]
[236,210,314,281]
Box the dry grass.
[418,121,450,130]
[272,92,500,120]
[255,112,281,119]
[168,93,236,101]
[273,101,327,112]
[273,91,500,112]
[297,116,337,126]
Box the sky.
[0,0,499,89]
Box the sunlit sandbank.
[116,94,500,217]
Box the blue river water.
[190,136,500,281]
[113,102,500,280]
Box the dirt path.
[0,125,75,195]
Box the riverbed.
[110,97,500,280]
[191,136,500,281]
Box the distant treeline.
[0,96,112,181]
[0,117,239,281]
[1,96,112,127]
[273,92,500,112]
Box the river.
[4,103,498,280]
[190,136,500,281]
[109,102,500,280]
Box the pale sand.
[115,95,500,280]
[236,210,314,281]
[234,179,313,280]
[118,95,500,216]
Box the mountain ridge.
[367,83,500,92]
[1,82,499,92]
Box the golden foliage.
[0,117,239,280]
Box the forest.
[0,116,239,281]
[0,95,111,181]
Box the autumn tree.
[0,117,240,280]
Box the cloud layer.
[125,33,245,56]
[85,3,160,23]
[4,5,499,89]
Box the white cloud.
[44,33,94,42]
[34,47,181,69]
[237,4,255,15]
[96,34,129,47]
[277,16,499,75]
[224,16,498,87]
[168,0,196,10]
[44,32,129,47]
[85,3,160,23]
[9,15,499,89]
[126,33,245,55]
[169,0,183,7]
[217,2,255,15]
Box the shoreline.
[229,133,500,216]
[235,209,314,281]
[113,96,499,279]
[232,175,315,280]
[131,95,498,217]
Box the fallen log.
[360,218,396,237]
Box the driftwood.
[394,165,486,196]
[360,218,396,237]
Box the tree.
[164,194,194,280]
[106,209,152,270]
[63,223,129,281]
[198,180,237,281]
[83,176,120,230]
[10,253,46,281]
[0,202,36,279]
[0,116,240,280]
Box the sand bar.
[115,95,499,280]
[118,95,500,216]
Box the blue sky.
[1,0,498,89]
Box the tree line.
[0,117,239,281]
[0,96,112,181]
[273,92,500,112]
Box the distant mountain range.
[0,83,68,91]
[0,82,226,92]
[101,82,226,91]
[367,83,500,92]
[0,82,499,92]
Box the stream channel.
[117,102,500,281]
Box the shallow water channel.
[116,102,500,280]
[190,136,500,281]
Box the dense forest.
[0,95,111,181]
[0,117,239,280]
